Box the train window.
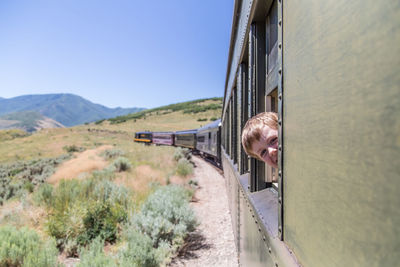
[232,88,238,164]
[249,21,267,192]
[266,0,279,95]
[197,136,205,142]
[265,88,278,185]
[266,0,278,74]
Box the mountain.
[0,111,65,132]
[0,94,145,127]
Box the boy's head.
[242,112,279,168]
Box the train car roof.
[152,131,174,134]
[197,119,221,132]
[135,131,152,134]
[175,129,197,134]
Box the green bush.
[210,117,218,121]
[120,185,197,265]
[0,155,70,205]
[33,183,54,207]
[63,145,83,153]
[173,148,184,162]
[197,118,207,122]
[94,119,105,125]
[112,157,132,172]
[101,149,125,160]
[78,237,115,267]
[119,229,164,267]
[0,225,59,267]
[92,167,116,180]
[176,158,194,177]
[45,178,130,254]
[173,147,191,162]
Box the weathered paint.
[283,1,400,266]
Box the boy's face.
[251,126,278,168]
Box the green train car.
[221,0,400,266]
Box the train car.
[222,0,399,266]
[134,131,152,144]
[196,119,221,163]
[174,129,197,149]
[152,131,174,146]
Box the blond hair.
[241,112,278,159]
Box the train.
[135,0,399,266]
[220,0,399,266]
[134,120,222,164]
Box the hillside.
[0,94,145,127]
[0,111,64,132]
[0,97,223,265]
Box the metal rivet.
[278,197,282,204]
[268,247,272,253]
[278,43,282,49]
[275,263,279,267]
[279,20,282,26]
[278,120,282,126]
[278,170,282,177]
[278,145,282,151]
[263,236,266,241]
[278,94,282,100]
[278,68,282,75]
[278,0,281,3]
[278,226,282,232]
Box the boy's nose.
[268,146,276,156]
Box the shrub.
[92,167,116,180]
[45,178,130,254]
[94,119,105,125]
[101,149,125,160]
[176,158,193,177]
[118,229,163,267]
[78,237,115,267]
[210,117,218,121]
[173,148,184,162]
[112,157,132,172]
[33,183,54,207]
[197,118,207,122]
[0,225,59,267]
[120,185,197,265]
[0,155,71,205]
[173,147,191,162]
[63,145,83,153]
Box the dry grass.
[0,197,47,237]
[47,145,112,184]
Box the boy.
[241,112,278,168]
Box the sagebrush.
[0,225,59,267]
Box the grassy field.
[0,97,222,266]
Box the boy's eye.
[260,149,267,157]
[269,137,277,146]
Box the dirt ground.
[169,156,239,267]
[47,145,112,184]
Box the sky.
[0,0,233,108]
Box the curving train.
[134,119,222,164]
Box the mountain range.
[0,94,145,127]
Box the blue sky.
[0,0,233,108]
